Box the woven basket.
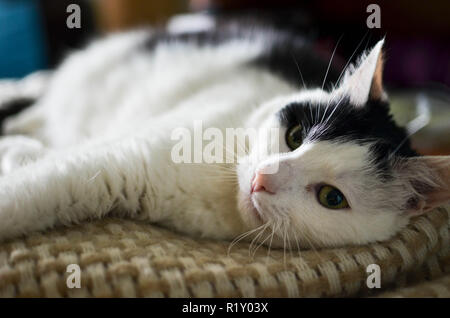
[0,207,448,297]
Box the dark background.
[0,0,449,90]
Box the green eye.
[318,185,349,209]
[286,124,303,150]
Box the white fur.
[337,39,385,105]
[0,32,438,250]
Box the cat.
[0,23,449,250]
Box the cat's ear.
[338,39,385,106]
[397,156,450,215]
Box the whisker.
[334,30,369,87]
[321,35,343,91]
[285,226,294,259]
[282,220,288,267]
[321,93,347,127]
[319,90,340,125]
[291,53,307,90]
[227,223,267,255]
[248,223,270,257]
[292,228,302,259]
[290,52,317,122]
[266,219,280,263]
[251,223,274,257]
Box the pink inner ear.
[369,51,384,101]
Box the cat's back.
[25,23,338,145]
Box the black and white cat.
[0,22,449,249]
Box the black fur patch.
[0,97,35,134]
[250,35,340,89]
[278,98,417,174]
[142,26,340,89]
[143,29,239,51]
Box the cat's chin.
[237,190,266,229]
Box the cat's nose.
[251,172,276,194]
[251,161,293,194]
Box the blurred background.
[0,0,449,154]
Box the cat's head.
[236,40,450,248]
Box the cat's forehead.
[290,141,371,177]
[276,94,417,168]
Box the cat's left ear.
[398,156,450,215]
[338,39,385,106]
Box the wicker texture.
[0,207,449,297]
[377,274,450,297]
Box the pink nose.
[251,173,276,194]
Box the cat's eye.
[285,124,303,150]
[317,185,350,209]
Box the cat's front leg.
[0,138,165,241]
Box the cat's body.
[0,21,449,249]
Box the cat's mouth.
[238,186,266,226]
[250,196,264,224]
[249,176,266,224]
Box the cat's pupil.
[327,189,343,206]
[292,129,302,142]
